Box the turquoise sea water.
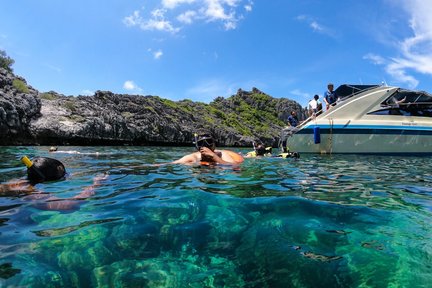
[0,146,431,287]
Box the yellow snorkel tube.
[21,156,46,182]
[21,155,33,168]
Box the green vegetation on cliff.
[0,50,14,72]
[12,79,30,93]
[210,90,287,137]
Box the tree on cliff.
[0,50,15,72]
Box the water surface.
[0,146,431,287]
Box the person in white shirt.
[308,94,321,117]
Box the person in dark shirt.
[323,83,338,110]
[287,111,299,127]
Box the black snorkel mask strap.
[252,141,257,152]
[193,133,200,150]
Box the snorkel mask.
[193,133,215,151]
[253,142,270,156]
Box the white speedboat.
[281,84,432,154]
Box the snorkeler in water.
[275,151,300,159]
[243,141,299,159]
[244,142,273,158]
[171,133,244,165]
[0,156,106,210]
[49,146,102,155]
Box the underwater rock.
[361,240,384,250]
[32,218,122,237]
[0,263,21,279]
[300,251,343,262]
[110,221,161,259]
[326,230,351,235]
[92,254,245,287]
[205,204,251,254]
[0,218,8,226]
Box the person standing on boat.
[323,83,338,110]
[287,111,299,127]
[308,95,322,117]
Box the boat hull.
[285,125,432,154]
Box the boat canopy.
[336,84,380,100]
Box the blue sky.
[1,0,432,106]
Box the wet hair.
[27,157,66,184]
[256,144,267,156]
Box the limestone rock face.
[0,68,306,146]
[0,68,41,144]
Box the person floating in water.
[0,156,105,210]
[245,142,272,158]
[49,146,58,152]
[49,146,102,155]
[171,133,244,165]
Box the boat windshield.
[370,89,432,117]
[335,84,379,101]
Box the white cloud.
[123,9,180,33]
[148,48,164,59]
[177,10,197,24]
[123,10,141,27]
[224,20,237,30]
[81,89,94,96]
[290,89,310,100]
[386,60,419,87]
[124,0,252,32]
[203,0,236,21]
[123,80,143,92]
[363,53,385,65]
[296,15,336,38]
[162,0,196,9]
[145,19,180,33]
[364,0,432,88]
[154,49,163,59]
[310,21,323,32]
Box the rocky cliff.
[0,68,305,147]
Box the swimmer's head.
[27,157,66,184]
[255,144,267,156]
[194,131,216,151]
[49,146,58,152]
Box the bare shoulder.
[171,152,201,164]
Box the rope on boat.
[328,118,334,154]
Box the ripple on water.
[0,148,432,287]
